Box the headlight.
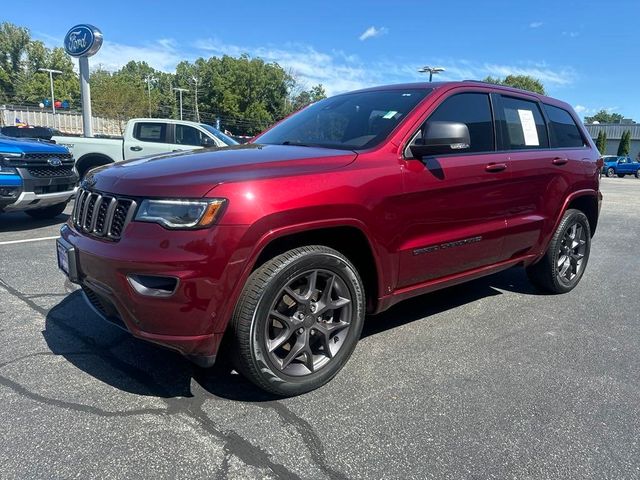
[0,152,23,159]
[135,198,226,229]
[0,165,18,175]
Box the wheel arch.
[250,224,382,314]
[75,153,114,178]
[566,193,599,237]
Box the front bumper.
[3,188,77,211]
[59,221,248,363]
[2,166,77,211]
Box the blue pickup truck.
[0,135,78,219]
[602,155,640,178]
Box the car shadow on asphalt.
[0,212,69,233]
[42,266,539,403]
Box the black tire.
[606,167,616,177]
[617,173,625,178]
[25,201,68,219]
[230,245,365,396]
[526,209,591,294]
[635,169,640,179]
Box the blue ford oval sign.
[64,24,103,58]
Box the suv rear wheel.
[25,201,68,219]
[526,209,591,294]
[230,246,365,396]
[635,168,640,179]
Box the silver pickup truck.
[53,118,238,178]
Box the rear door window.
[175,125,205,146]
[543,104,585,148]
[498,96,549,150]
[133,122,167,143]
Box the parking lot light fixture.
[173,87,189,121]
[37,68,63,123]
[418,66,445,82]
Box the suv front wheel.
[230,245,365,396]
[526,209,591,294]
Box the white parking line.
[0,235,59,246]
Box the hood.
[89,144,357,198]
[0,135,69,154]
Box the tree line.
[0,22,326,135]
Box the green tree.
[0,22,79,106]
[0,22,30,101]
[585,110,624,124]
[91,70,148,131]
[290,84,327,112]
[595,130,607,154]
[483,74,545,94]
[617,130,631,156]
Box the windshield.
[256,88,432,150]
[201,124,239,146]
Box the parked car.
[602,155,640,178]
[52,119,238,178]
[1,125,63,142]
[0,135,77,218]
[57,81,602,395]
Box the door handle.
[130,146,143,151]
[552,157,568,166]
[485,163,507,172]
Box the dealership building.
[584,123,640,159]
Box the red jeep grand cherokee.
[58,82,602,395]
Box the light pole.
[38,68,62,125]
[145,76,156,117]
[191,76,200,122]
[173,87,188,120]
[418,66,445,82]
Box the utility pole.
[418,66,445,82]
[38,68,62,127]
[192,76,200,122]
[173,87,188,120]
[145,76,156,117]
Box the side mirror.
[409,121,470,159]
[201,136,216,147]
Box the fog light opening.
[127,274,179,297]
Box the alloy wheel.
[265,269,352,376]
[557,222,587,283]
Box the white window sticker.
[382,110,398,119]
[517,109,539,146]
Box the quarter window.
[498,96,549,150]
[133,123,167,143]
[421,93,494,153]
[543,104,585,148]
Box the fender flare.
[75,153,114,177]
[215,218,388,332]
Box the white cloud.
[529,21,543,28]
[34,30,576,96]
[574,104,587,114]
[562,31,580,38]
[33,31,186,72]
[358,26,388,41]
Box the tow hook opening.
[127,274,179,297]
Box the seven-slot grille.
[73,188,136,240]
[27,166,74,177]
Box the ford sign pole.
[79,56,92,136]
[64,24,103,138]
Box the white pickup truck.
[53,118,238,177]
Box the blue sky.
[4,0,639,120]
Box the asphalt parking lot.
[1,177,639,479]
